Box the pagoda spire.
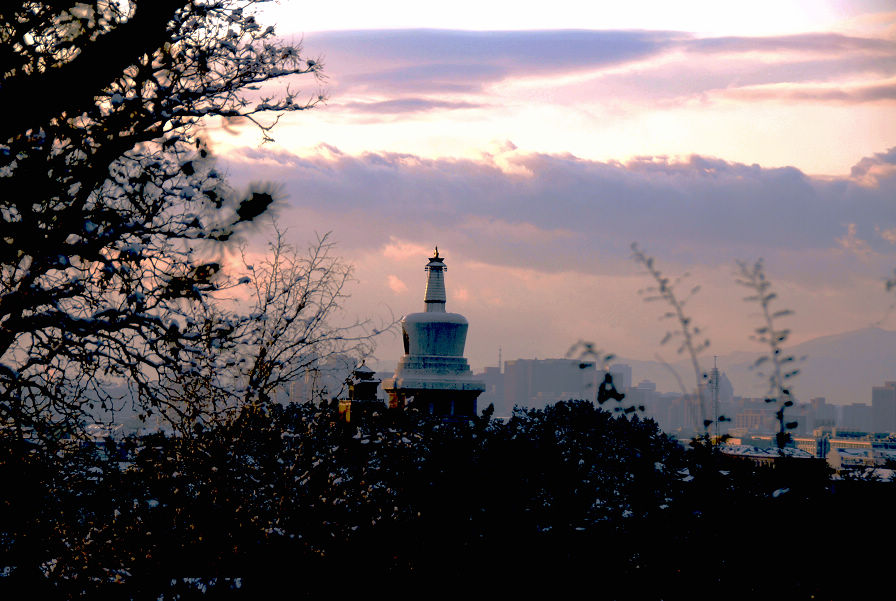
[424,246,447,312]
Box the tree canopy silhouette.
[0,1,322,438]
[3,399,887,599]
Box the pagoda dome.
[400,247,468,357]
[402,311,468,357]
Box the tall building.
[476,365,506,416]
[841,402,873,432]
[383,248,485,418]
[628,380,659,415]
[717,372,734,403]
[871,381,896,434]
[810,397,837,429]
[502,358,597,409]
[708,358,721,438]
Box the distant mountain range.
[614,326,896,405]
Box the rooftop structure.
[382,248,485,418]
[338,360,384,423]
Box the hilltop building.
[383,248,485,418]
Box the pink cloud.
[382,237,431,261]
[297,29,896,113]
[387,274,408,294]
[850,146,896,184]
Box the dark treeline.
[1,400,892,599]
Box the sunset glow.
[215,0,896,395]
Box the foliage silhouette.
[631,243,714,437]
[2,399,890,598]
[0,1,322,440]
[736,259,802,451]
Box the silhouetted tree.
[155,225,387,433]
[0,1,322,439]
[631,243,714,436]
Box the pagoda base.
[383,354,485,419]
[385,387,483,418]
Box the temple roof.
[354,360,375,377]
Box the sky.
[211,0,896,381]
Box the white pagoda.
[382,247,485,418]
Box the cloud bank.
[221,144,896,366]
[228,26,896,176]
[299,28,896,114]
[226,144,895,272]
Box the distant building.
[828,447,896,471]
[791,435,828,458]
[810,397,837,429]
[871,381,896,434]
[608,363,632,393]
[635,379,656,392]
[628,380,659,415]
[717,372,734,403]
[288,354,357,404]
[841,402,873,432]
[734,408,775,433]
[476,365,506,416]
[502,358,597,409]
[706,360,735,438]
[665,393,704,438]
[720,443,815,467]
[383,248,485,418]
